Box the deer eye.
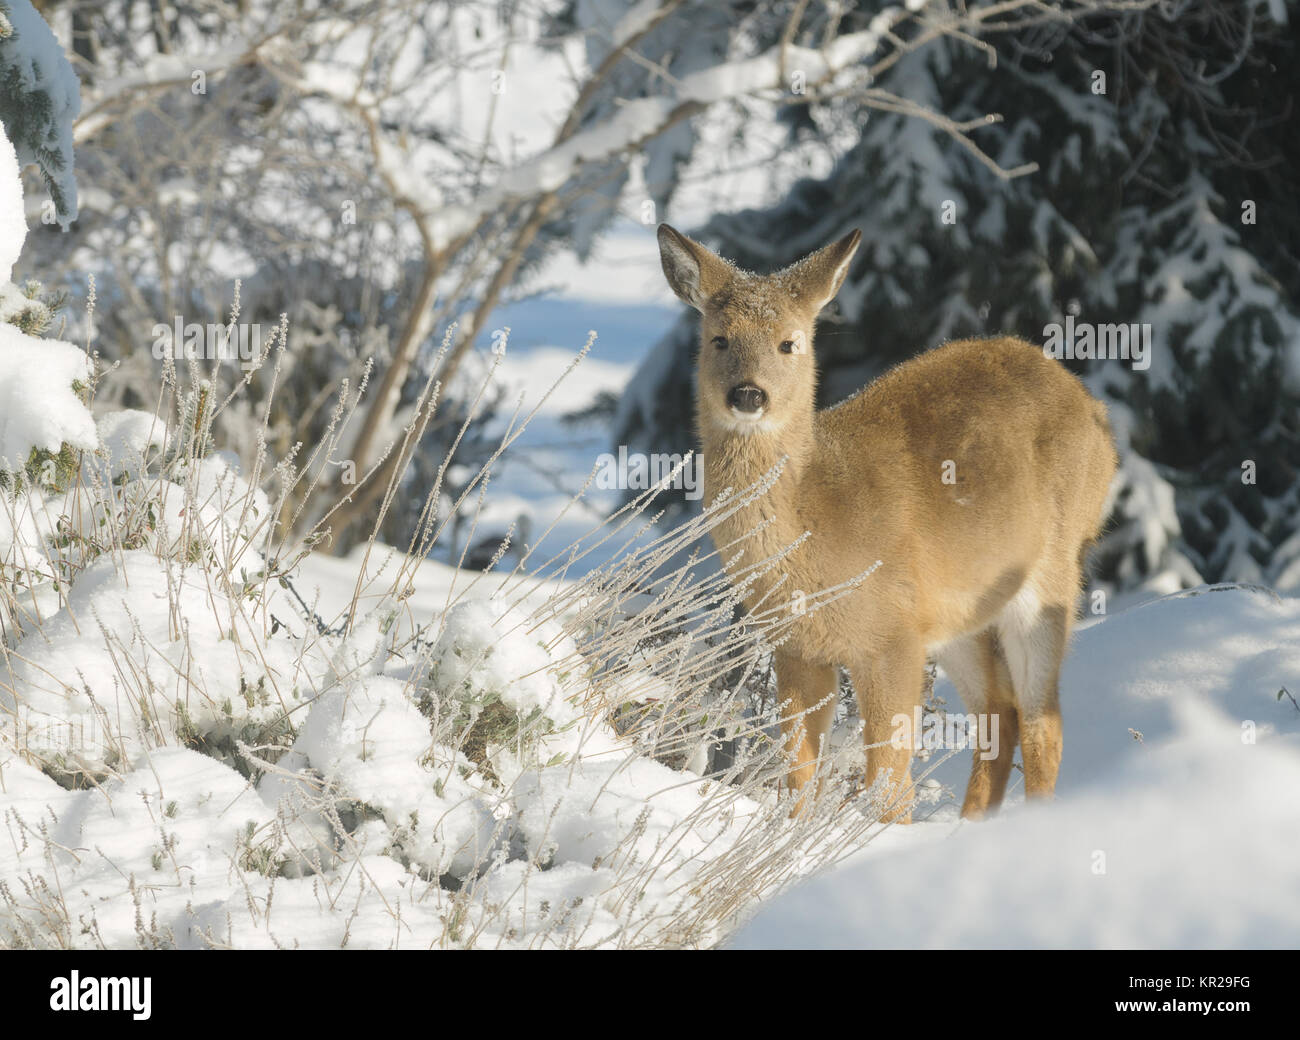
[779,339,796,354]
[712,336,729,350]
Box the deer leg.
[936,629,1020,820]
[998,591,1071,800]
[851,631,926,824]
[773,652,838,815]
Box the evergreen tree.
[0,0,79,227]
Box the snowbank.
[2,548,310,773]
[731,586,1300,948]
[0,321,97,467]
[734,701,1300,948]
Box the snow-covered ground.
[4,489,1298,948]
[734,586,1300,948]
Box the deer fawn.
[657,224,1117,822]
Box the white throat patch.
[722,408,777,434]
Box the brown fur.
[658,224,1117,822]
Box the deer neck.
[699,408,819,596]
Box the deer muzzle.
[727,384,768,415]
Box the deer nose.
[727,384,768,414]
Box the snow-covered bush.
[0,118,95,483]
[0,1,89,486]
[2,547,307,777]
[264,677,502,880]
[0,317,94,475]
[423,596,585,781]
[431,597,581,727]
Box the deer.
[657,223,1117,823]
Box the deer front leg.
[851,631,926,824]
[773,652,838,815]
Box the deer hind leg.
[936,630,1020,820]
[773,653,838,814]
[997,586,1072,800]
[850,631,926,824]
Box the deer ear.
[657,224,732,311]
[792,229,862,312]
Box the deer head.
[657,223,861,437]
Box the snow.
[430,596,582,726]
[1,548,307,774]
[486,345,637,417]
[6,511,1297,949]
[0,321,97,468]
[733,703,1300,949]
[264,676,501,879]
[52,746,276,892]
[513,754,759,874]
[290,539,578,651]
[93,408,168,477]
[409,295,680,578]
[607,0,670,47]
[0,0,80,226]
[731,585,1300,948]
[1,743,276,948]
[0,126,24,282]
